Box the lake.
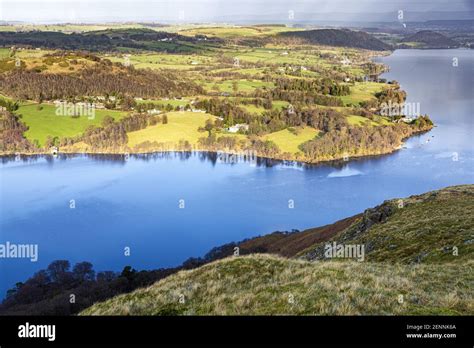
[1,49,473,298]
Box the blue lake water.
[0,49,473,298]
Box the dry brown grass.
[81,254,473,316]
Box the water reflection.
[0,49,473,300]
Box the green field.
[221,98,289,114]
[105,53,217,71]
[347,115,391,126]
[18,103,127,146]
[14,49,53,59]
[0,48,11,59]
[136,98,192,107]
[128,111,217,149]
[178,25,301,39]
[263,127,320,154]
[340,82,389,106]
[0,24,403,159]
[0,23,151,33]
[202,79,273,93]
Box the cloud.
[1,0,472,23]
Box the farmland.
[0,24,432,162]
[128,111,217,149]
[17,103,127,147]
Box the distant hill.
[0,28,221,53]
[401,30,459,48]
[277,29,392,51]
[82,185,473,315]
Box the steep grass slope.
[82,255,472,315]
[302,185,474,263]
[82,185,473,315]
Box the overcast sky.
[1,0,473,23]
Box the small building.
[227,124,249,133]
[147,109,161,115]
[394,117,415,124]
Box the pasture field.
[0,24,151,33]
[18,103,127,146]
[127,111,217,149]
[263,127,320,154]
[104,52,218,70]
[0,24,403,162]
[201,79,274,94]
[136,98,192,108]
[0,48,11,59]
[346,115,390,126]
[340,82,389,106]
[177,25,302,39]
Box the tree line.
[0,63,203,101]
[0,110,36,152]
[0,238,272,315]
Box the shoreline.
[0,138,419,167]
[0,126,434,165]
[0,48,435,166]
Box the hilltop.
[277,29,392,51]
[81,185,474,315]
[401,30,459,49]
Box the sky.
[0,0,473,23]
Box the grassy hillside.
[2,26,424,162]
[302,185,474,263]
[81,255,472,315]
[82,185,474,316]
[340,81,389,106]
[401,30,459,49]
